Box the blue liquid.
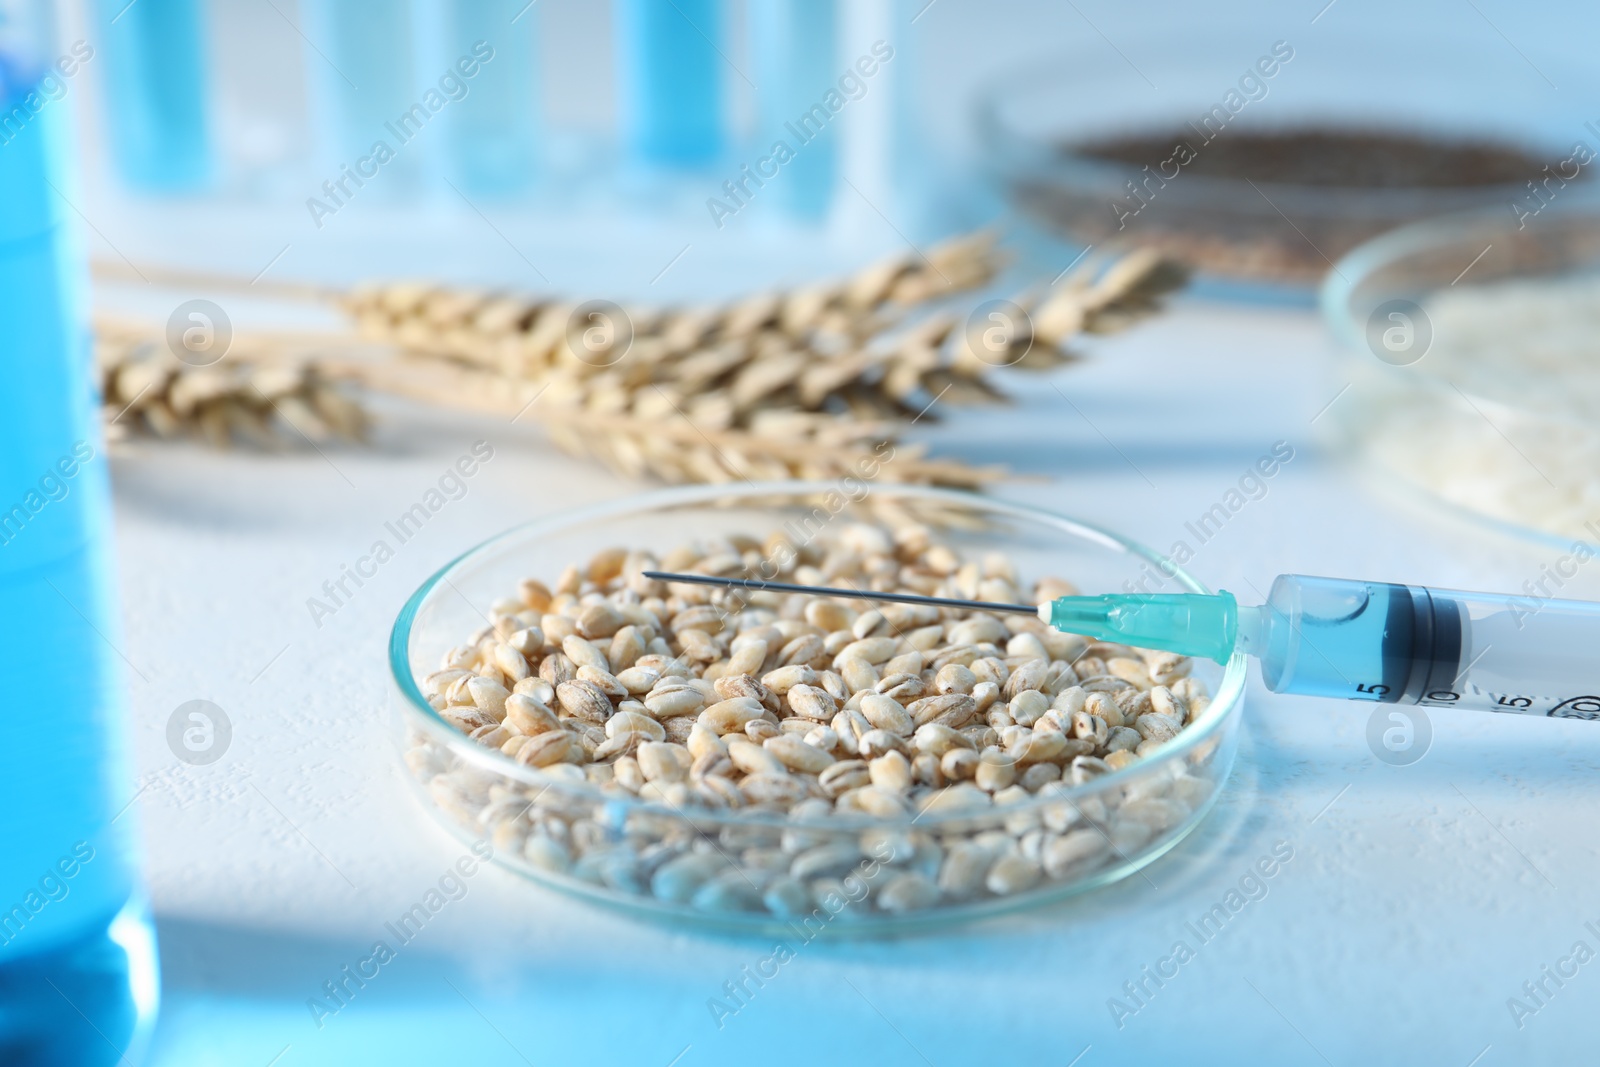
[448,0,539,195]
[1250,575,1399,701]
[0,60,159,1066]
[750,0,836,221]
[313,0,425,195]
[94,0,212,191]
[617,0,724,167]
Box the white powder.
[1342,272,1600,540]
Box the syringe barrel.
[1256,574,1600,719]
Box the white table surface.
[62,2,1600,1061]
[104,273,1600,1066]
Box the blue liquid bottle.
[0,8,160,1064]
[308,0,427,198]
[750,0,836,222]
[93,0,212,191]
[447,0,539,196]
[616,0,724,167]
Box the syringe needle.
[641,571,1042,616]
[647,570,1240,664]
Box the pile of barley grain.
[424,522,1211,830]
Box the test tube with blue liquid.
[306,0,427,198]
[447,0,539,195]
[616,0,724,167]
[749,0,836,222]
[0,3,160,1062]
[93,0,212,191]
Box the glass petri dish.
[1320,200,1600,546]
[977,29,1586,300]
[389,482,1246,935]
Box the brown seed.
[615,665,662,695]
[1105,726,1142,752]
[741,774,809,805]
[907,693,978,729]
[1019,762,1061,790]
[691,750,735,780]
[608,627,647,673]
[515,730,579,768]
[539,653,577,686]
[857,728,908,759]
[1043,829,1110,879]
[1106,656,1154,689]
[935,663,977,695]
[761,664,817,694]
[858,694,913,737]
[878,871,939,913]
[1083,691,1124,729]
[586,547,628,585]
[504,693,560,735]
[868,750,913,792]
[492,643,531,682]
[715,672,777,711]
[671,604,726,635]
[577,664,628,699]
[837,657,880,694]
[726,640,768,677]
[816,670,848,702]
[467,676,511,720]
[606,710,666,741]
[938,841,991,898]
[787,683,837,721]
[1012,728,1071,765]
[1150,685,1187,721]
[1069,709,1109,747]
[851,610,889,640]
[911,751,944,787]
[986,853,1042,895]
[698,697,765,735]
[518,578,552,612]
[636,741,692,782]
[941,747,979,780]
[831,708,872,752]
[850,785,911,818]
[560,635,610,673]
[778,633,825,667]
[917,783,992,816]
[744,718,780,743]
[441,706,495,734]
[1008,689,1050,727]
[975,752,1018,792]
[912,723,975,757]
[727,737,789,777]
[805,600,852,631]
[818,760,871,797]
[556,680,614,723]
[764,735,835,774]
[1069,755,1114,785]
[577,602,626,640]
[837,637,897,666]
[1135,712,1182,743]
[1002,659,1049,699]
[876,671,926,702]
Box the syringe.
[644,571,1600,721]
